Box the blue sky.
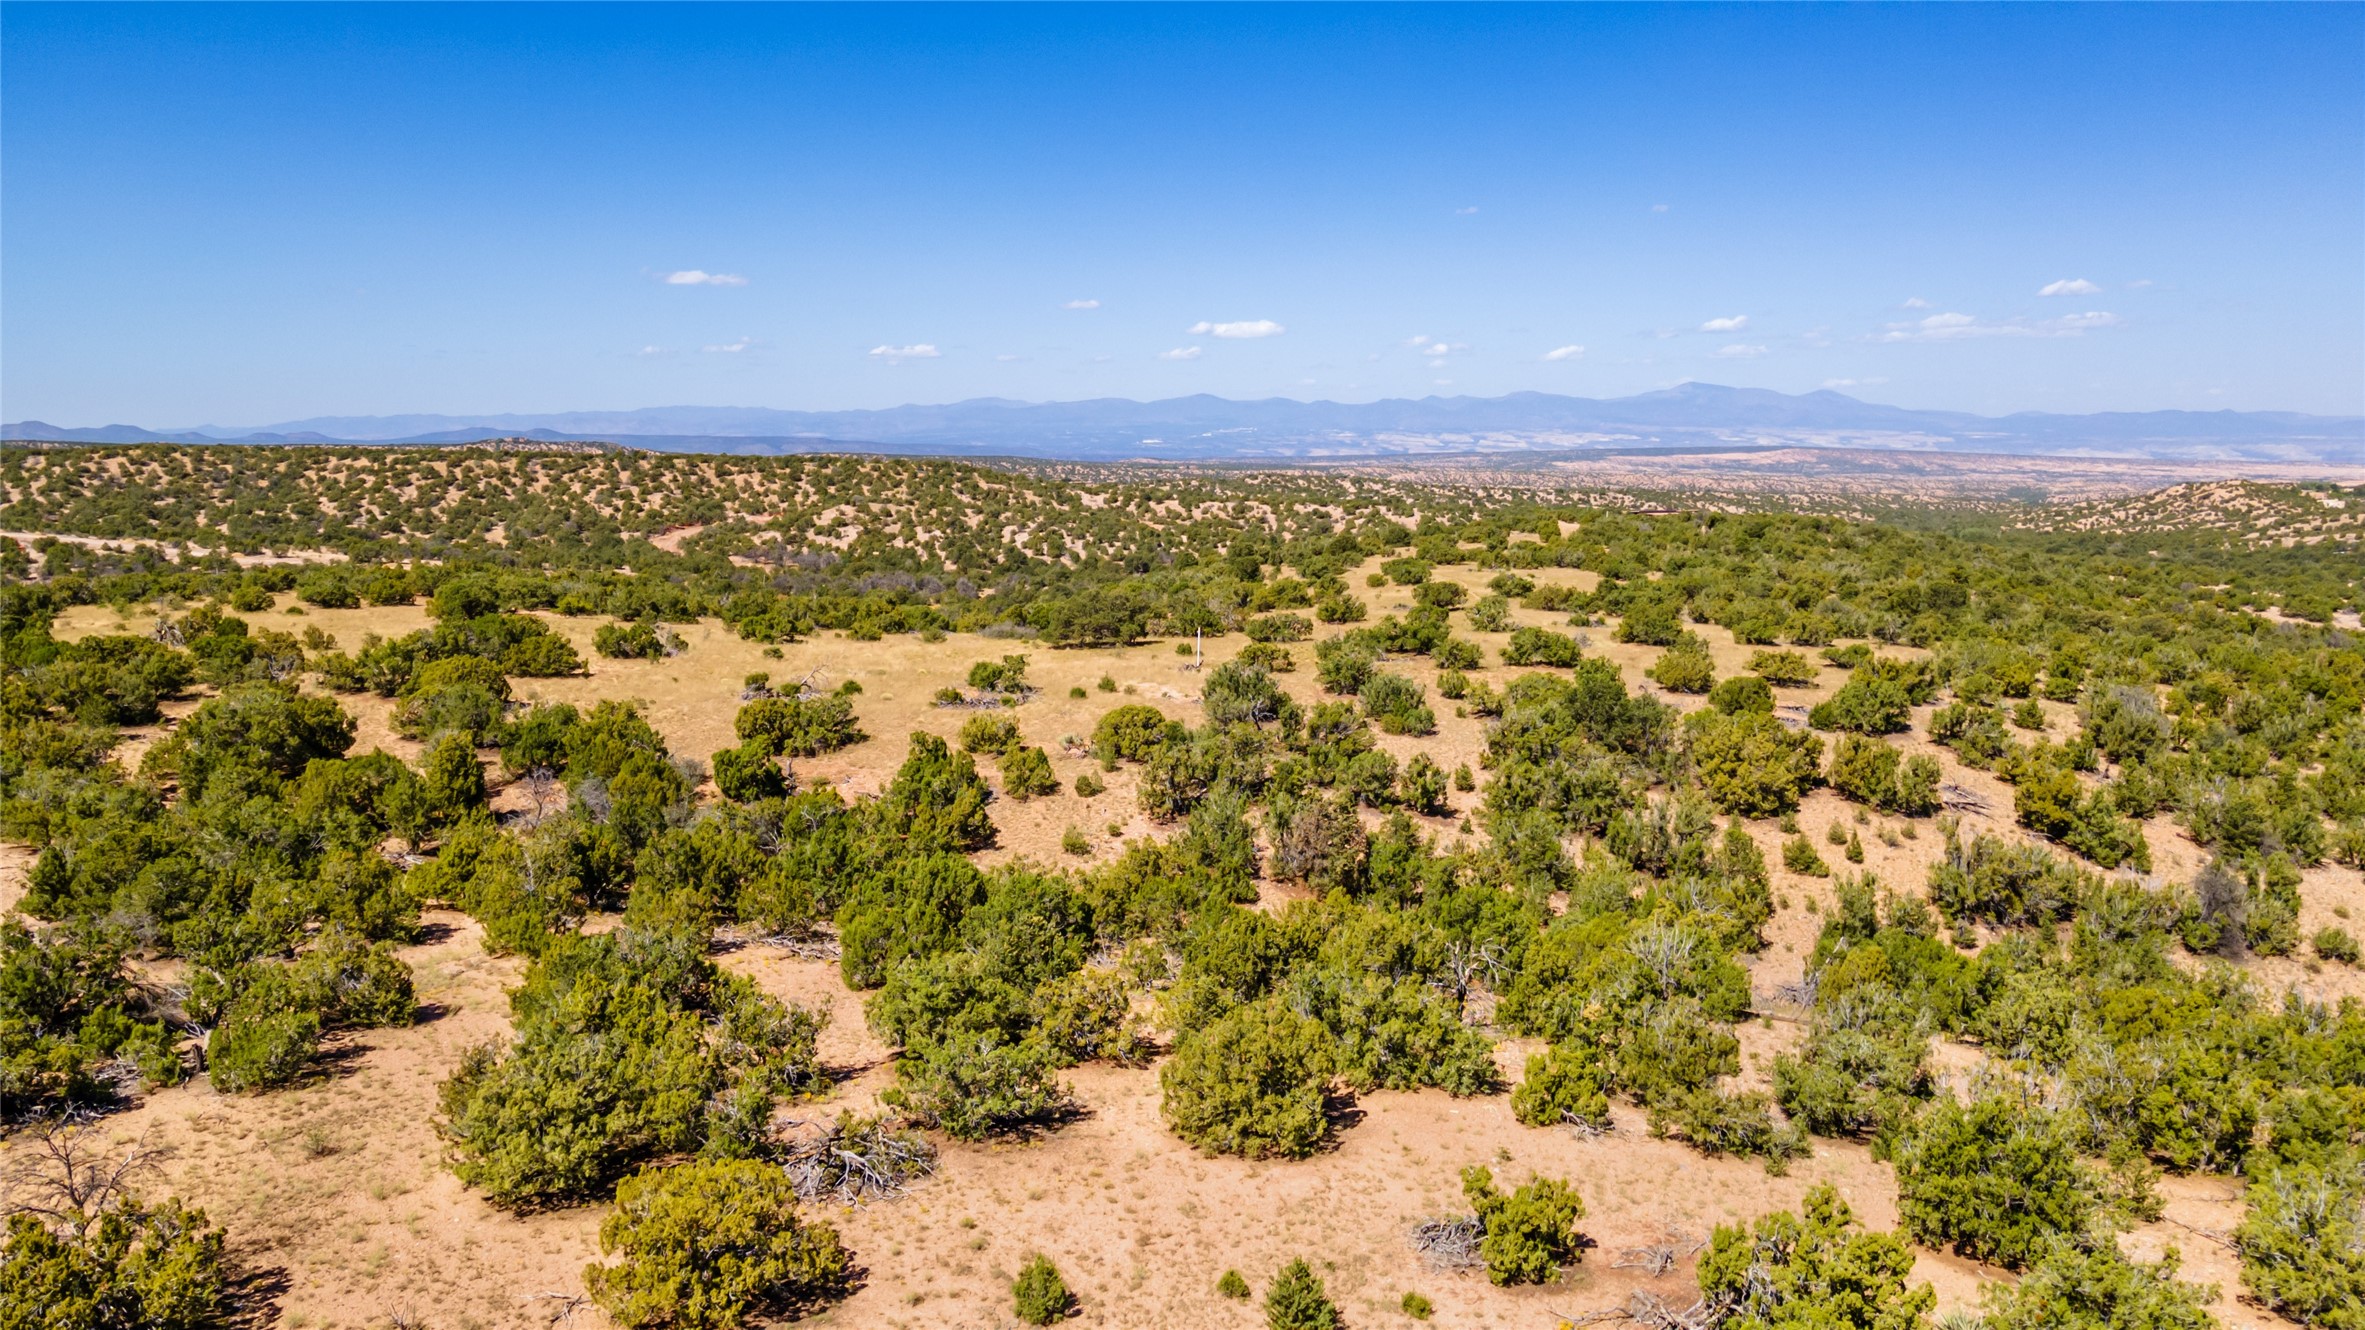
[4,2,2360,425]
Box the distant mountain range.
[9,383,2361,463]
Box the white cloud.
[1821,377,1888,389]
[664,270,747,287]
[1901,297,1932,309]
[1715,343,1769,359]
[1651,203,1669,213]
[1404,336,1463,358]
[867,343,940,361]
[1187,319,1285,339]
[2126,278,2155,290]
[2039,278,2101,297]
[635,345,669,358]
[1875,310,2122,342]
[702,337,752,354]
[1062,299,1100,310]
[1542,345,1585,362]
[1700,315,1749,332]
[1157,346,1203,361]
[1454,205,1479,215]
[994,354,1025,363]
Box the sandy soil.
[25,564,2362,1328]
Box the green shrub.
[1205,659,1287,726]
[967,653,1032,695]
[1982,1238,2220,1330]
[1511,1041,1612,1131]
[872,734,996,852]
[1238,641,1297,673]
[1316,593,1365,624]
[2236,1159,2365,1328]
[206,1006,321,1093]
[1708,674,1775,715]
[1501,625,1585,667]
[1264,1258,1342,1330]
[959,713,1022,755]
[594,620,682,660]
[584,1159,850,1329]
[1462,1165,1586,1285]
[1783,835,1830,877]
[1892,1092,2095,1270]
[1687,711,1823,817]
[711,740,788,802]
[1927,828,2091,927]
[439,930,824,1207]
[882,1034,1071,1140]
[1361,672,1435,735]
[1091,703,1173,762]
[1244,613,1313,643]
[1012,1254,1076,1325]
[734,694,864,757]
[418,731,489,826]
[1645,1086,1806,1169]
[1647,634,1717,694]
[1161,1000,1334,1158]
[1695,1184,1931,1330]
[1810,674,1914,734]
[1827,734,1941,815]
[392,654,512,744]
[1749,649,1819,687]
[1615,600,1683,646]
[1314,636,1380,694]
[1401,1290,1435,1319]
[1401,752,1449,815]
[1218,1268,1251,1300]
[293,930,419,1028]
[2314,927,2360,965]
[0,1196,229,1330]
[998,745,1061,799]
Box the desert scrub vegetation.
[4,449,2365,1322]
[583,1157,851,1329]
[435,926,827,1207]
[0,1120,233,1328]
[1458,1165,1587,1285]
